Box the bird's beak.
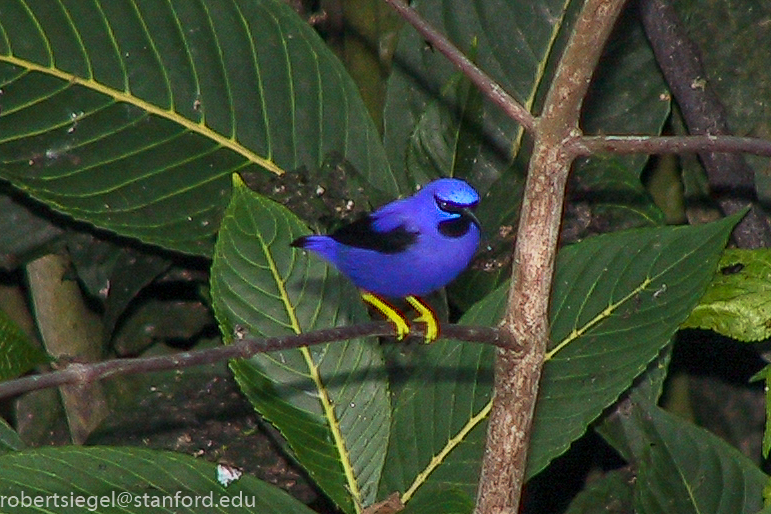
[462,207,481,229]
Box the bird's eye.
[435,195,477,214]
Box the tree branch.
[572,134,771,158]
[0,322,509,400]
[640,0,771,248]
[381,0,536,132]
[474,0,629,512]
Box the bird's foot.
[406,296,439,343]
[361,293,410,340]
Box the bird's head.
[418,178,481,237]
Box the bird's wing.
[330,204,418,254]
[369,199,412,232]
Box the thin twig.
[572,134,771,158]
[381,0,536,132]
[0,322,508,400]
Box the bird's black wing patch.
[330,215,418,254]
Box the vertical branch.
[475,0,629,512]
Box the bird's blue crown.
[419,178,480,208]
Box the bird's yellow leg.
[406,296,439,343]
[361,292,410,340]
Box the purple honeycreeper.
[291,178,481,341]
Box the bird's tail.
[290,235,336,259]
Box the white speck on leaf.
[216,464,243,487]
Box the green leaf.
[405,58,485,185]
[602,400,767,514]
[0,417,25,454]
[379,287,503,502]
[0,308,48,380]
[381,215,739,504]
[383,0,581,192]
[571,153,664,230]
[751,364,771,460]
[582,9,670,136]
[0,446,316,513]
[0,0,395,256]
[210,175,390,513]
[683,248,771,342]
[563,468,635,514]
[399,487,475,514]
[531,213,740,477]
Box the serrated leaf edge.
[0,54,284,176]
[231,174,363,511]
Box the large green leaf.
[379,215,739,506]
[602,399,767,514]
[0,0,395,255]
[399,487,476,514]
[210,175,390,514]
[0,446,316,513]
[378,290,501,503]
[531,213,740,476]
[405,65,485,186]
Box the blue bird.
[291,178,481,342]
